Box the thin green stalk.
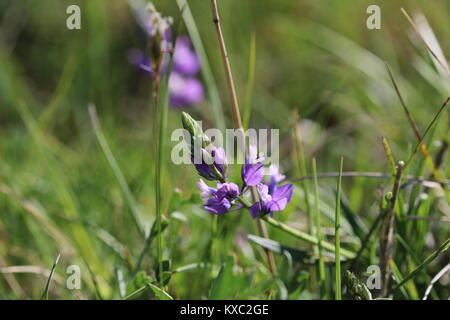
[312,158,326,298]
[335,157,343,300]
[209,0,276,277]
[40,254,60,300]
[392,238,450,291]
[151,71,164,288]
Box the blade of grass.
[262,216,356,259]
[293,112,313,235]
[389,260,412,299]
[396,234,438,299]
[40,254,60,300]
[124,283,173,300]
[335,157,343,300]
[400,8,450,77]
[392,238,450,291]
[88,104,145,236]
[423,263,450,300]
[312,158,326,298]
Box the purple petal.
[173,35,201,76]
[194,163,215,180]
[212,146,227,174]
[197,179,216,198]
[257,183,271,202]
[266,198,288,212]
[204,197,231,215]
[169,74,204,108]
[242,163,264,186]
[271,184,293,203]
[215,182,239,200]
[249,202,263,219]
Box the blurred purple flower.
[248,181,293,219]
[173,35,201,76]
[129,0,173,71]
[169,73,204,108]
[128,35,204,108]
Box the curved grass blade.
[40,254,60,300]
[247,234,311,263]
[88,104,145,236]
[124,283,173,300]
[262,216,356,259]
[392,238,450,291]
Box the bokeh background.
[0,0,448,299]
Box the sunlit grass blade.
[262,216,356,259]
[124,283,173,300]
[40,254,60,300]
[400,8,450,77]
[88,104,145,236]
[423,263,450,300]
[392,238,450,291]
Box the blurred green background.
[0,0,449,299]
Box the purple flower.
[129,1,173,71]
[173,36,201,76]
[192,146,227,181]
[215,182,240,200]
[198,180,239,215]
[248,182,293,219]
[268,164,286,184]
[169,73,204,108]
[241,145,265,186]
[128,34,204,108]
[204,197,231,215]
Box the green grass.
[0,0,449,300]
